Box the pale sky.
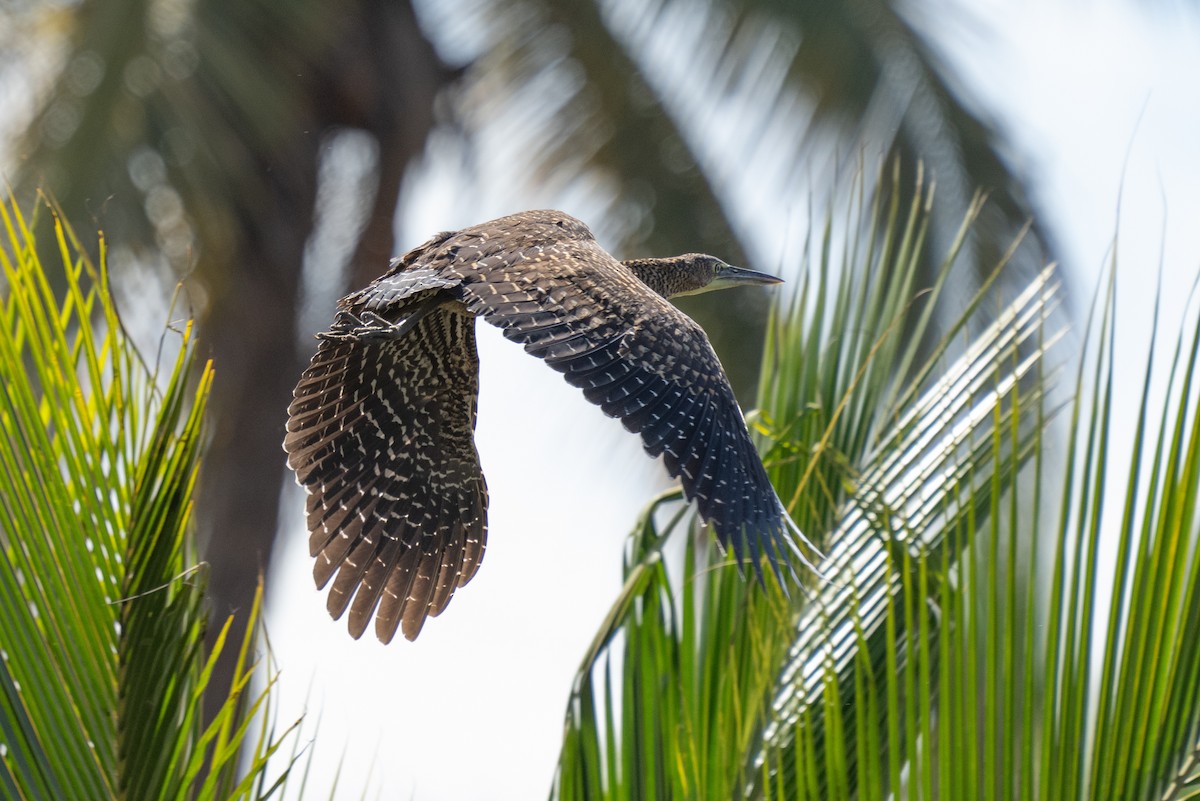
[264,1,1200,798]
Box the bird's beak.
[712,265,784,289]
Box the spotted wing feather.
[285,298,487,643]
[438,234,803,578]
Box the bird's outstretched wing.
[284,288,488,643]
[445,238,807,579]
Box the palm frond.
[427,0,1055,397]
[0,193,300,798]
[553,164,1058,799]
[12,0,335,261]
[556,163,1200,800]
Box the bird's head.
[624,253,783,299]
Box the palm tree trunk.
[196,0,451,724]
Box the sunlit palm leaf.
[553,166,1051,799]
[556,166,1200,800]
[1075,275,1200,799]
[0,194,300,799]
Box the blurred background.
[1,0,1197,797]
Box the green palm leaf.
[0,194,300,799]
[554,167,1200,800]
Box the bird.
[284,209,814,644]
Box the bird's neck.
[622,257,707,299]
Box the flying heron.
[284,209,814,643]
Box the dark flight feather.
[285,209,813,642]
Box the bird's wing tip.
[751,502,825,592]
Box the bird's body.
[285,209,810,643]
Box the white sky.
[267,1,1200,798]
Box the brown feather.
[284,209,809,643]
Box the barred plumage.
[285,209,813,643]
